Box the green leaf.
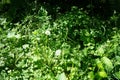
[115,56,120,62]
[101,57,113,71]
[97,46,104,56]
[7,31,15,38]
[0,43,4,49]
[57,72,67,80]
[98,70,107,78]
[88,71,94,80]
[95,59,104,70]
[114,72,120,79]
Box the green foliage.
[0,5,120,80]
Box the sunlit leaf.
[7,31,15,38]
[88,71,94,80]
[98,70,107,78]
[95,59,104,70]
[101,57,113,71]
[57,72,67,80]
[97,46,104,56]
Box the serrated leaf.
[57,72,67,80]
[101,57,113,71]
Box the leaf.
[95,59,104,70]
[115,56,120,62]
[57,72,67,80]
[98,70,107,78]
[7,31,15,38]
[101,57,113,71]
[97,46,104,56]
[88,71,94,80]
[114,72,120,79]
[0,43,4,49]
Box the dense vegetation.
[0,0,120,80]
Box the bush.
[0,6,120,80]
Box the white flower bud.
[55,49,61,56]
[45,30,51,35]
[22,44,29,49]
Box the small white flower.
[55,49,61,56]
[7,70,11,73]
[45,30,51,35]
[22,44,29,49]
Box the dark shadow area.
[37,0,120,20]
[1,0,120,22]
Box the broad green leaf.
[101,57,113,71]
[98,70,107,78]
[57,72,67,80]
[88,71,94,80]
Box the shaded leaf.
[114,72,120,79]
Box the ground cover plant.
[0,0,120,80]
